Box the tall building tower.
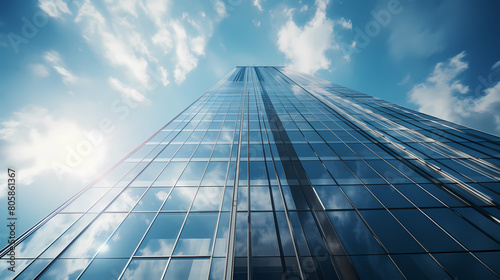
[2,67,500,280]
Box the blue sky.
[1,0,500,244]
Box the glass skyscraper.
[2,66,500,279]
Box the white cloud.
[252,19,261,27]
[283,7,295,18]
[409,52,468,121]
[30,64,50,77]
[43,50,63,65]
[53,66,77,84]
[75,0,150,86]
[214,0,228,21]
[0,106,106,185]
[46,0,216,92]
[105,0,140,18]
[492,60,500,70]
[172,22,198,84]
[75,0,105,24]
[152,28,174,53]
[159,66,169,86]
[338,17,352,29]
[190,36,206,56]
[109,77,148,103]
[103,32,149,85]
[43,50,77,84]
[140,0,169,27]
[409,52,500,135]
[128,31,158,63]
[277,0,336,74]
[72,0,213,88]
[299,5,308,12]
[39,0,71,18]
[254,0,263,12]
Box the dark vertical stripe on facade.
[255,67,360,280]
[233,67,246,82]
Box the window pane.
[344,160,386,184]
[191,187,224,211]
[235,212,248,257]
[367,160,412,184]
[186,131,205,143]
[79,259,128,280]
[11,259,50,280]
[251,212,280,256]
[88,189,122,213]
[214,212,230,257]
[60,213,126,258]
[350,255,404,280]
[17,213,80,258]
[201,161,228,186]
[163,258,210,280]
[392,209,463,252]
[222,187,233,211]
[212,144,231,159]
[314,186,352,210]
[366,184,413,208]
[323,161,362,185]
[136,213,186,256]
[434,252,498,279]
[341,185,383,209]
[360,210,423,253]
[293,143,316,159]
[209,258,225,280]
[153,162,188,186]
[237,187,248,211]
[250,187,273,211]
[96,213,154,258]
[40,214,97,258]
[301,161,335,185]
[423,208,500,251]
[299,212,328,255]
[310,143,338,160]
[161,187,197,211]
[38,259,90,280]
[392,254,449,280]
[121,258,168,280]
[106,188,147,212]
[393,184,444,207]
[193,144,214,158]
[327,211,384,255]
[173,144,197,159]
[176,161,208,186]
[174,212,218,256]
[156,144,180,160]
[249,161,268,185]
[275,212,295,256]
[455,208,500,242]
[288,211,310,256]
[203,131,220,142]
[130,162,166,186]
[252,257,283,280]
[61,188,109,213]
[133,187,171,211]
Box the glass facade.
[2,66,500,279]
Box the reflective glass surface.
[173,212,218,256]
[136,213,186,256]
[4,66,500,280]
